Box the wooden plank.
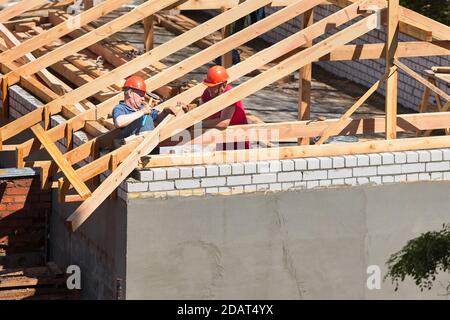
[137,0,322,101]
[385,0,399,140]
[327,0,449,41]
[142,135,450,168]
[65,14,377,230]
[3,0,182,85]
[170,111,450,146]
[0,0,49,23]
[23,0,274,129]
[0,0,130,65]
[83,0,94,10]
[298,8,313,145]
[432,67,450,74]
[67,116,173,231]
[160,15,377,145]
[30,124,91,199]
[321,41,450,61]
[0,24,69,96]
[56,0,363,183]
[316,67,396,144]
[143,13,154,52]
[220,8,232,68]
[394,59,450,102]
[3,1,360,160]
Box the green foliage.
[399,0,450,25]
[385,224,450,291]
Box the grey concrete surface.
[126,181,450,299]
[50,193,128,300]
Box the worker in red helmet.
[200,65,249,150]
[112,75,183,139]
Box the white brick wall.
[121,148,450,201]
[261,4,450,112]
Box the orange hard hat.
[203,65,229,87]
[123,75,146,92]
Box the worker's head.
[203,65,229,98]
[123,75,147,110]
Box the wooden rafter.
[0,0,130,65]
[315,66,397,145]
[0,0,49,23]
[34,0,363,185]
[65,12,378,231]
[2,0,183,85]
[31,124,91,200]
[0,0,275,143]
[0,0,447,234]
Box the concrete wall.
[261,4,450,112]
[125,181,450,299]
[50,196,128,300]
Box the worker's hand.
[177,101,189,113]
[164,104,185,117]
[141,102,153,115]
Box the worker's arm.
[202,105,235,130]
[155,104,187,124]
[114,103,152,128]
[114,110,145,128]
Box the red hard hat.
[123,75,146,92]
[203,65,229,87]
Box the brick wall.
[260,4,449,112]
[0,169,50,270]
[119,148,450,201]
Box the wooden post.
[298,8,313,145]
[84,0,94,10]
[1,76,8,120]
[143,15,154,52]
[221,9,233,68]
[385,0,399,140]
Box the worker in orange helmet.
[112,75,183,139]
[200,65,250,150]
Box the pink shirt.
[201,85,248,126]
[201,85,250,150]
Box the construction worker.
[200,65,250,150]
[112,75,183,139]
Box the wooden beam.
[83,0,94,10]
[1,0,270,142]
[220,8,232,68]
[143,13,154,52]
[142,135,450,168]
[321,41,450,61]
[3,0,183,85]
[0,0,49,23]
[2,1,362,160]
[316,67,395,145]
[31,124,91,199]
[0,0,130,65]
[385,0,399,140]
[65,14,377,194]
[327,0,449,41]
[66,116,173,231]
[2,0,274,141]
[0,25,69,96]
[298,8,313,145]
[394,59,450,102]
[160,15,377,145]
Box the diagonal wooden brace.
[31,124,92,200]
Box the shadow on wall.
[0,177,50,270]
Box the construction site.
[0,0,449,300]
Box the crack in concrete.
[273,198,304,299]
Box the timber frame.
[0,0,448,231]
